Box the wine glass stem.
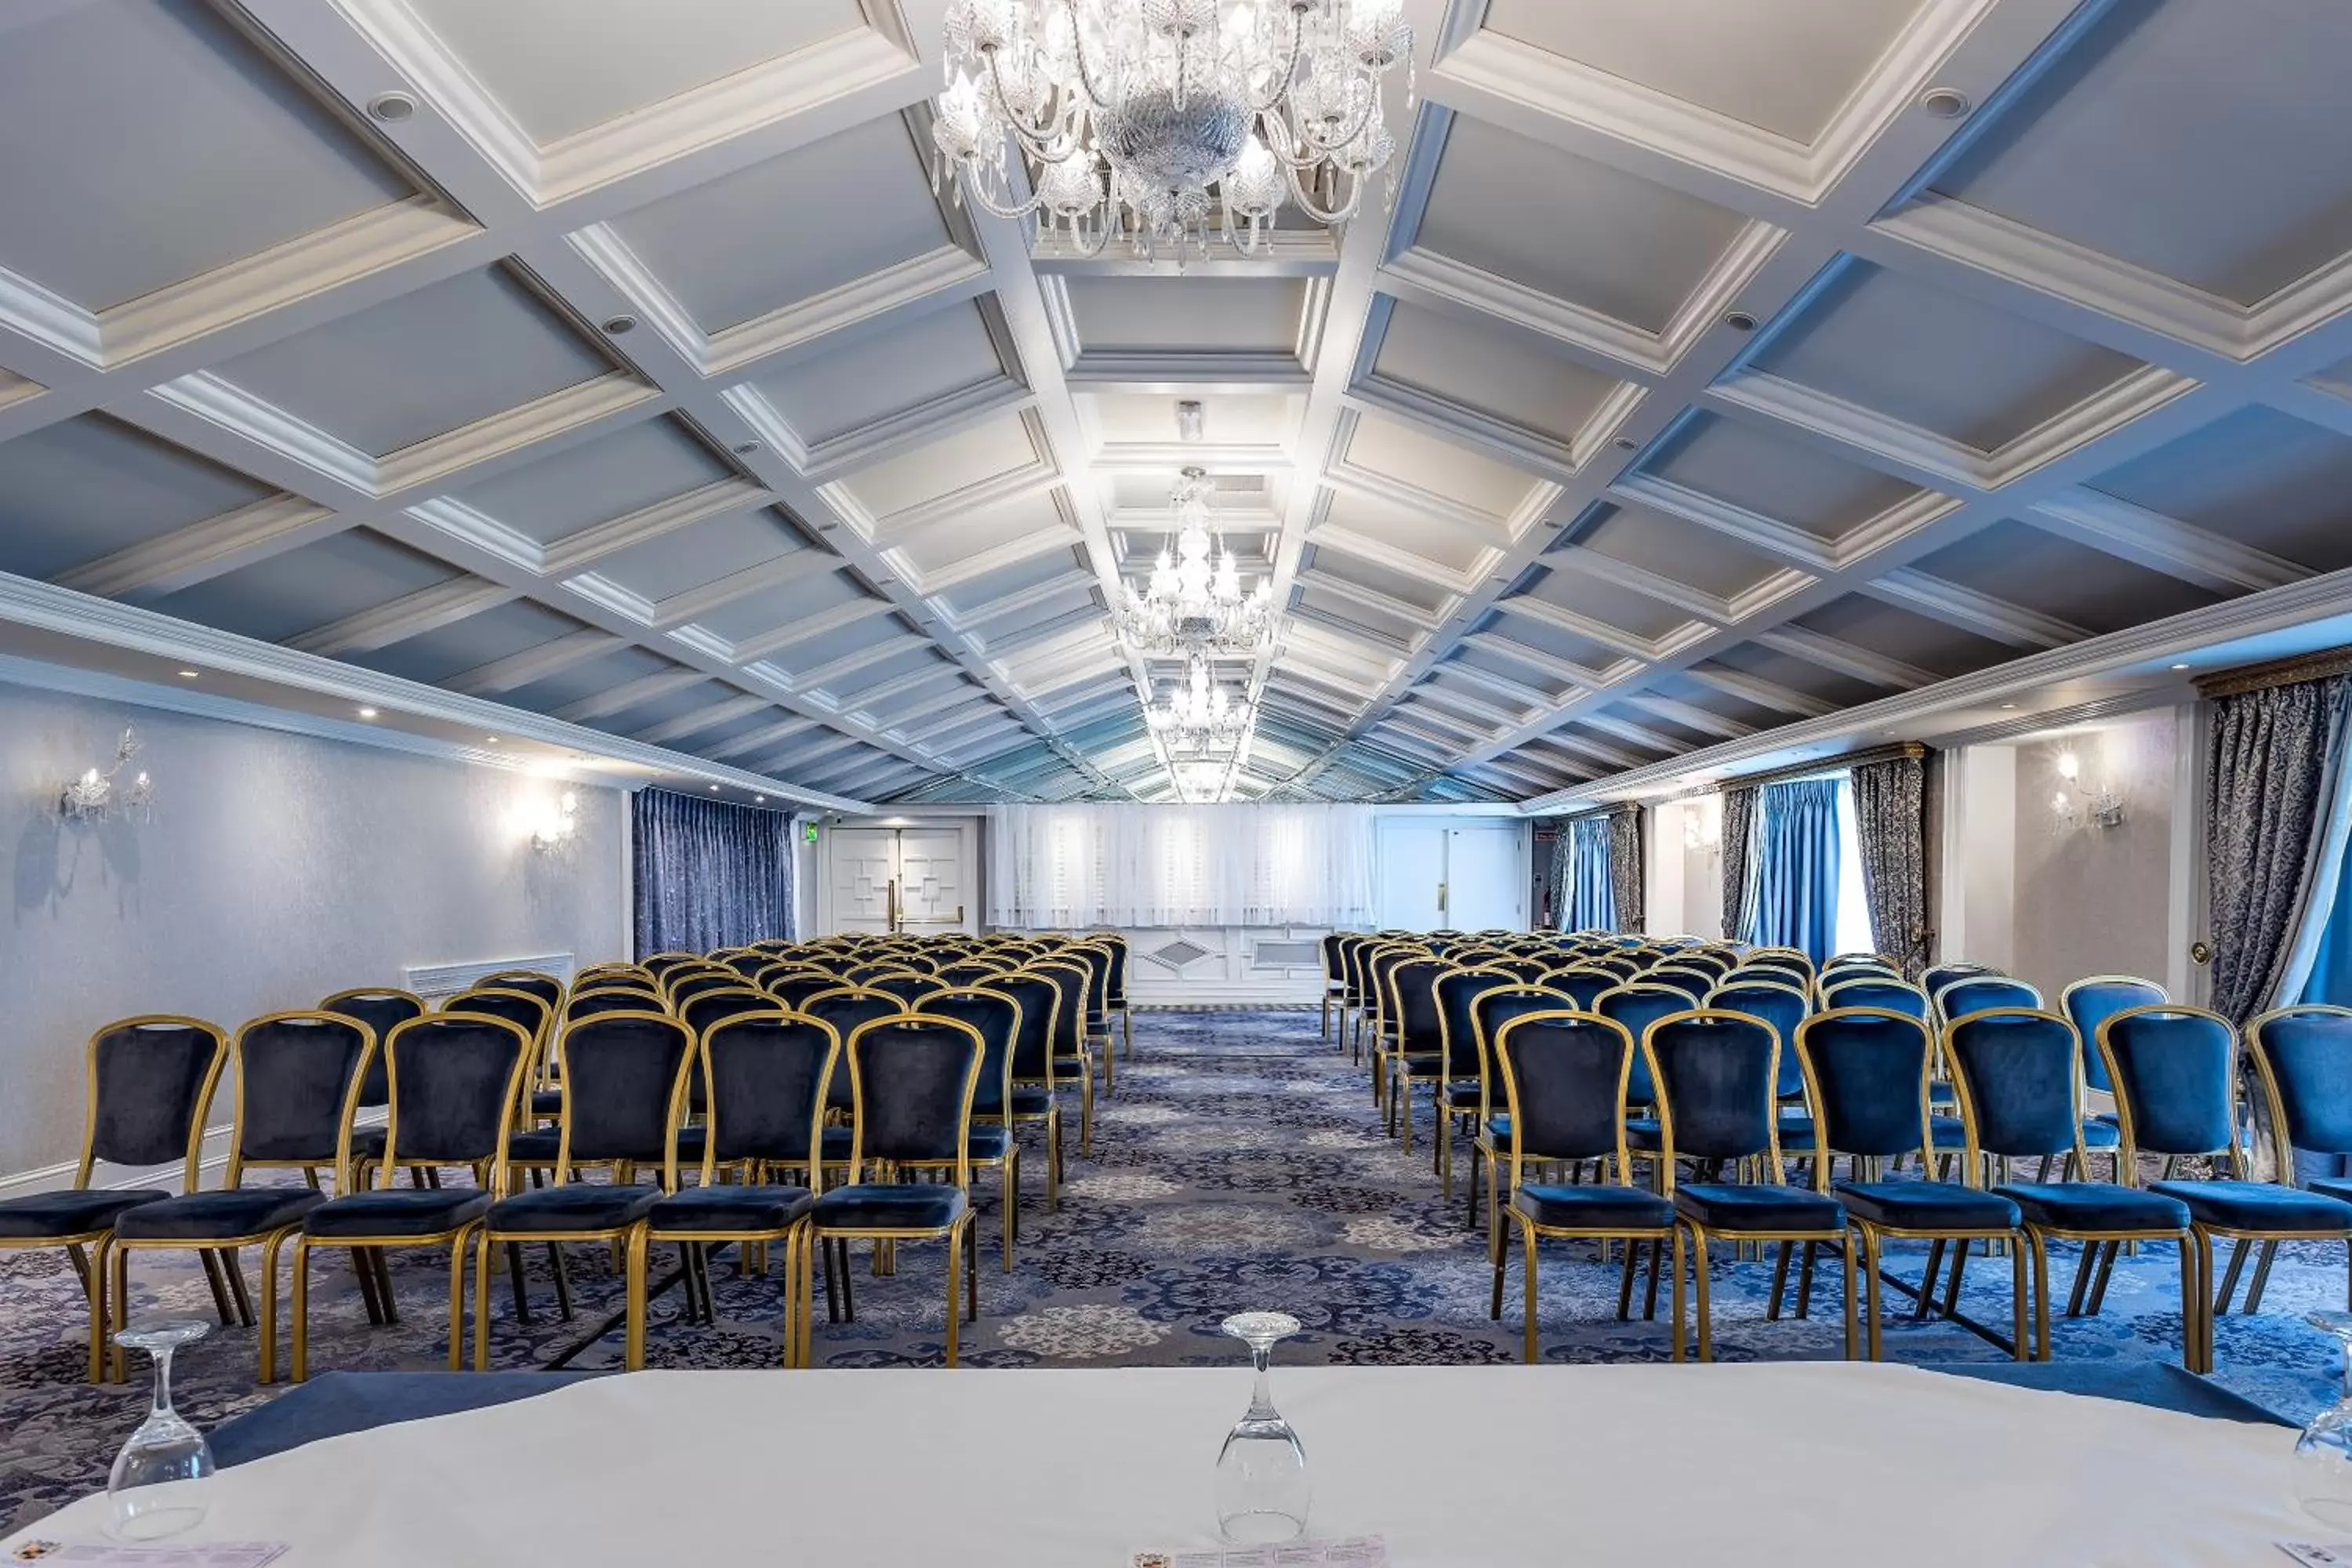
[1248,1345,1276,1419]
[150,1345,175,1420]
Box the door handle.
[887,878,901,933]
[1437,881,1447,916]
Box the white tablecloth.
[9,1364,2314,1565]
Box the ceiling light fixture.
[357,707,379,720]
[931,0,1413,259]
[1174,397,1207,442]
[1147,653,1252,755]
[2171,662,2190,671]
[176,670,200,680]
[732,441,761,455]
[601,314,637,335]
[1918,86,1972,119]
[1722,310,1759,332]
[367,92,416,122]
[1116,466,1272,655]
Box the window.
[1831,778,1877,958]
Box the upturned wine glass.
[107,1318,216,1541]
[1213,1311,1310,1544]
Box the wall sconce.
[2049,748,2125,832]
[532,790,580,852]
[1682,798,1722,854]
[59,726,154,824]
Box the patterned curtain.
[1609,806,1645,934]
[1719,783,1760,942]
[1562,815,1617,931]
[1541,818,1570,930]
[1848,753,1928,977]
[1748,779,1841,964]
[2209,675,2352,1022]
[631,787,796,957]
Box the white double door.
[826,826,971,936]
[1376,820,1526,931]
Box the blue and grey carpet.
[2,1006,2343,1528]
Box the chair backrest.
[803,988,908,1107]
[1706,978,1813,1098]
[720,953,771,978]
[642,952,702,975]
[1819,976,1929,1020]
[1435,967,1514,1081]
[940,960,1007,986]
[1937,975,2045,1024]
[1944,1008,2087,1167]
[378,1014,534,1183]
[552,1011,695,1184]
[2249,1005,2352,1161]
[481,971,564,1010]
[1388,956,1447,1049]
[1089,935,1130,1002]
[1365,946,1420,1027]
[1642,967,1711,1004]
[2060,976,2170,1093]
[1469,985,1573,1094]
[319,988,426,1107]
[1795,1009,1936,1173]
[915,987,1021,1116]
[1493,1011,1637,1171]
[1531,967,1609,1010]
[845,963,907,985]
[682,987,777,1036]
[697,1011,837,1175]
[991,971,1062,1083]
[843,1015,985,1179]
[569,987,660,1022]
[1745,950,1815,983]
[1029,960,1091,1056]
[1594,985,1695,1104]
[766,972,841,1009]
[2097,1004,2241,1162]
[1320,933,1348,985]
[1643,1011,1782,1171]
[230,1012,375,1183]
[443,986,550,1051]
[869,971,948,1004]
[667,970,745,1005]
[81,1016,230,1192]
[1923,960,2000,996]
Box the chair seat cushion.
[1005,1087,1055,1116]
[968,1125,1012,1163]
[1626,1116,1662,1153]
[1776,1113,1816,1153]
[647,1184,813,1234]
[303,1188,492,1240]
[1993,1181,2188,1233]
[2081,1118,2122,1150]
[1513,1183,1675,1231]
[350,1126,387,1161]
[530,1088,564,1118]
[1834,1180,2020,1232]
[1396,1052,1443,1073]
[1446,1082,1484,1109]
[113,1188,325,1241]
[811,1183,967,1233]
[1930,1118,1970,1149]
[2149,1179,2352,1233]
[1479,1115,1512,1151]
[0,1188,172,1240]
[1929,1080,1957,1107]
[485,1184,661,1234]
[506,1128,563,1163]
[1673,1183,1845,1233]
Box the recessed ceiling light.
[732,441,760,456]
[1722,310,1759,332]
[755,795,767,804]
[367,92,416,122]
[176,669,200,680]
[2171,662,2190,671]
[709,785,720,793]
[601,313,638,336]
[358,707,379,720]
[1612,436,1639,451]
[485,736,501,744]
[2000,702,2016,710]
[1918,86,1972,119]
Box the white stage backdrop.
[985,803,1376,929]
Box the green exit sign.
[802,822,819,844]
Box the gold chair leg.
[1839,1233,1858,1362]
[1002,1149,1019,1274]
[779,1229,798,1369]
[446,1232,469,1372]
[259,1233,286,1385]
[291,1239,314,1385]
[1860,1227,1883,1362]
[2185,1231,2209,1374]
[110,1243,132,1384]
[945,1224,964,1368]
[1047,1111,1062,1210]
[1670,1227,1686,1363]
[798,1225,817,1368]
[2027,1231,2052,1362]
[2009,1232,2027,1363]
[86,1238,111,1385]
[1521,1222,1540,1364]
[624,1226,650,1371]
[1691,1227,1714,1363]
[472,1229,494,1372]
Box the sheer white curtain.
[986,804,1376,927]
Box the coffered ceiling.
[4,0,2351,809]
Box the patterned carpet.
[2,1005,2345,1529]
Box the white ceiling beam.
[285,578,517,659]
[1682,665,1838,719]
[635,693,774,747]
[445,628,625,697]
[1752,626,1936,690]
[52,496,341,601]
[554,667,706,724]
[1863,568,2089,651]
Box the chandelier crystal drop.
[932,0,1414,257]
[1116,466,1273,654]
[1147,654,1254,754]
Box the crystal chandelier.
[1116,466,1273,654]
[931,0,1413,257]
[59,727,154,824]
[1147,654,1253,754]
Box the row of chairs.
[1477,997,2352,1371]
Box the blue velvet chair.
[1944,1008,2195,1363]
[1085,933,1133,1062]
[1432,966,1515,1204]
[1936,975,2045,1024]
[1596,984,1689,1167]
[318,990,428,1300]
[1466,984,1577,1239]
[1333,935,1373,1060]
[1743,949,1816,985]
[680,986,776,1037]
[480,971,564,1012]
[1646,1009,1857,1362]
[913,987,1025,1271]
[1318,934,1348,1041]
[642,952,702,976]
[1486,1012,1682,1363]
[989,971,1069,1201]
[1382,956,1450,1152]
[668,970,749,1009]
[809,1014,986,1366]
[1533,966,1613,1010]
[766,971,844,1011]
[443,986,554,1123]
[567,985,661,1023]
[2097,1004,2352,1369]
[1026,960,1100,1154]
[1923,960,2001,996]
[1705,977,1813,1114]
[109,1012,375,1383]
[289,1013,535,1381]
[1062,941,1119,1094]
[470,1011,695,1370]
[0,1016,227,1383]
[1643,967,1713,1004]
[1795,1008,2026,1360]
[633,1011,837,1369]
[866,971,948,1007]
[2249,1005,2352,1310]
[1360,943,1421,1096]
[2062,975,2169,1097]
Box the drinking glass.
[1214,1311,1309,1544]
[107,1319,215,1541]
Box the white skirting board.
[405,951,575,999]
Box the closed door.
[825,826,973,935]
[1377,822,1448,930]
[1445,827,1525,931]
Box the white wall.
[2009,711,2180,1000]
[1938,745,2017,972]
[0,681,627,1179]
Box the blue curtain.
[1747,778,1841,964]
[2303,854,2352,1005]
[1563,815,1617,931]
[632,788,795,957]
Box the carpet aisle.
[0,1005,2339,1527]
